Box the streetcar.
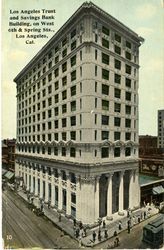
[142,214,164,248]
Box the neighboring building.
[14,2,144,225]
[157,109,164,149]
[139,135,164,178]
[2,139,16,171]
[139,135,164,206]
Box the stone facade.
[14,2,144,224]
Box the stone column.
[26,166,30,191]
[66,172,71,217]
[76,175,82,222]
[94,176,100,220]
[39,166,43,200]
[129,170,134,209]
[45,168,49,203]
[118,171,124,215]
[107,173,114,219]
[30,166,34,194]
[34,166,38,197]
[133,170,140,208]
[51,171,55,207]
[58,171,63,211]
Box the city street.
[94,213,160,249]
[2,188,78,249]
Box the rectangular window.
[54,147,58,155]
[102,26,109,36]
[62,62,67,72]
[71,101,76,111]
[115,59,121,70]
[55,55,59,64]
[55,81,59,90]
[125,78,131,88]
[102,131,109,140]
[71,193,76,204]
[71,85,76,96]
[101,147,109,158]
[48,73,52,82]
[70,116,76,126]
[54,120,58,129]
[71,70,76,81]
[62,90,67,100]
[70,131,76,140]
[125,51,131,60]
[62,104,67,114]
[125,147,131,156]
[71,55,76,67]
[126,92,131,101]
[125,132,131,141]
[102,115,109,125]
[48,85,52,94]
[62,48,67,58]
[48,110,52,118]
[125,64,131,74]
[102,69,109,80]
[126,40,131,49]
[114,147,120,157]
[54,68,59,77]
[102,38,109,49]
[70,147,76,157]
[71,28,76,39]
[102,84,109,95]
[55,45,59,53]
[54,133,58,141]
[126,105,131,114]
[62,76,67,86]
[114,45,121,55]
[115,33,121,43]
[48,97,52,106]
[62,147,66,156]
[125,119,131,128]
[102,53,109,65]
[62,132,67,141]
[114,117,121,127]
[114,132,120,141]
[62,37,67,47]
[115,74,121,84]
[55,94,59,103]
[62,118,67,127]
[54,107,59,116]
[102,100,109,110]
[114,88,121,98]
[71,41,76,51]
[114,103,121,112]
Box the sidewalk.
[17,189,159,247]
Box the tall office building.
[14,2,144,225]
[157,109,164,149]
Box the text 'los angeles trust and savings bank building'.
[14,2,144,225]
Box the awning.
[4,171,15,180]
[152,185,164,195]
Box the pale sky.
[1,0,164,139]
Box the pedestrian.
[41,203,43,212]
[118,221,122,230]
[79,221,83,229]
[127,210,130,218]
[103,220,106,228]
[78,237,82,248]
[98,230,101,241]
[104,229,108,239]
[58,213,61,222]
[83,227,87,237]
[116,236,120,246]
[75,228,80,238]
[92,231,96,242]
[114,230,117,237]
[127,224,131,234]
[138,216,141,223]
[73,218,76,226]
[73,225,76,236]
